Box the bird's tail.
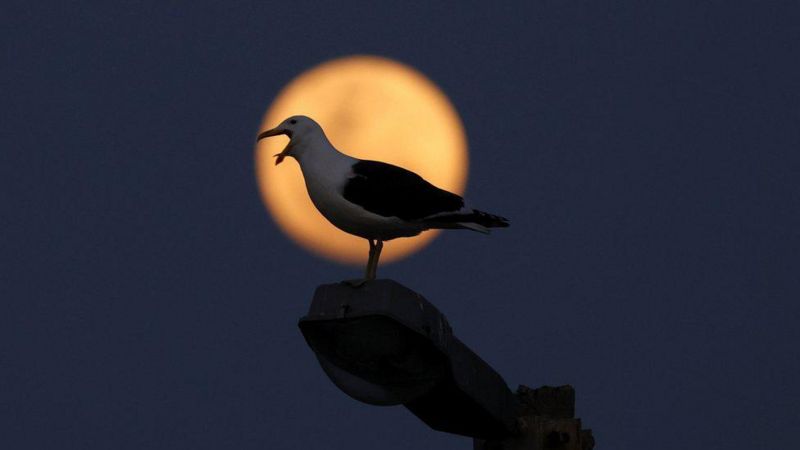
[425,209,509,234]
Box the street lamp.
[298,280,594,448]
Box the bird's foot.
[342,278,369,288]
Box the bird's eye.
[289,119,297,124]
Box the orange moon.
[255,55,468,265]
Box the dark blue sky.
[3,1,799,449]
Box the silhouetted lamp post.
[298,280,594,449]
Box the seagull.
[257,115,509,281]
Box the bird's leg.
[365,239,376,280]
[368,240,383,280]
[345,240,375,288]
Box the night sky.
[3,1,800,449]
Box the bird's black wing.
[342,160,464,221]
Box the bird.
[257,115,509,281]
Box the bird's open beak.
[257,127,291,165]
[257,127,285,140]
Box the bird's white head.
[257,115,328,165]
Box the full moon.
[255,55,468,265]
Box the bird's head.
[257,115,324,165]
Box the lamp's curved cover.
[298,280,517,439]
